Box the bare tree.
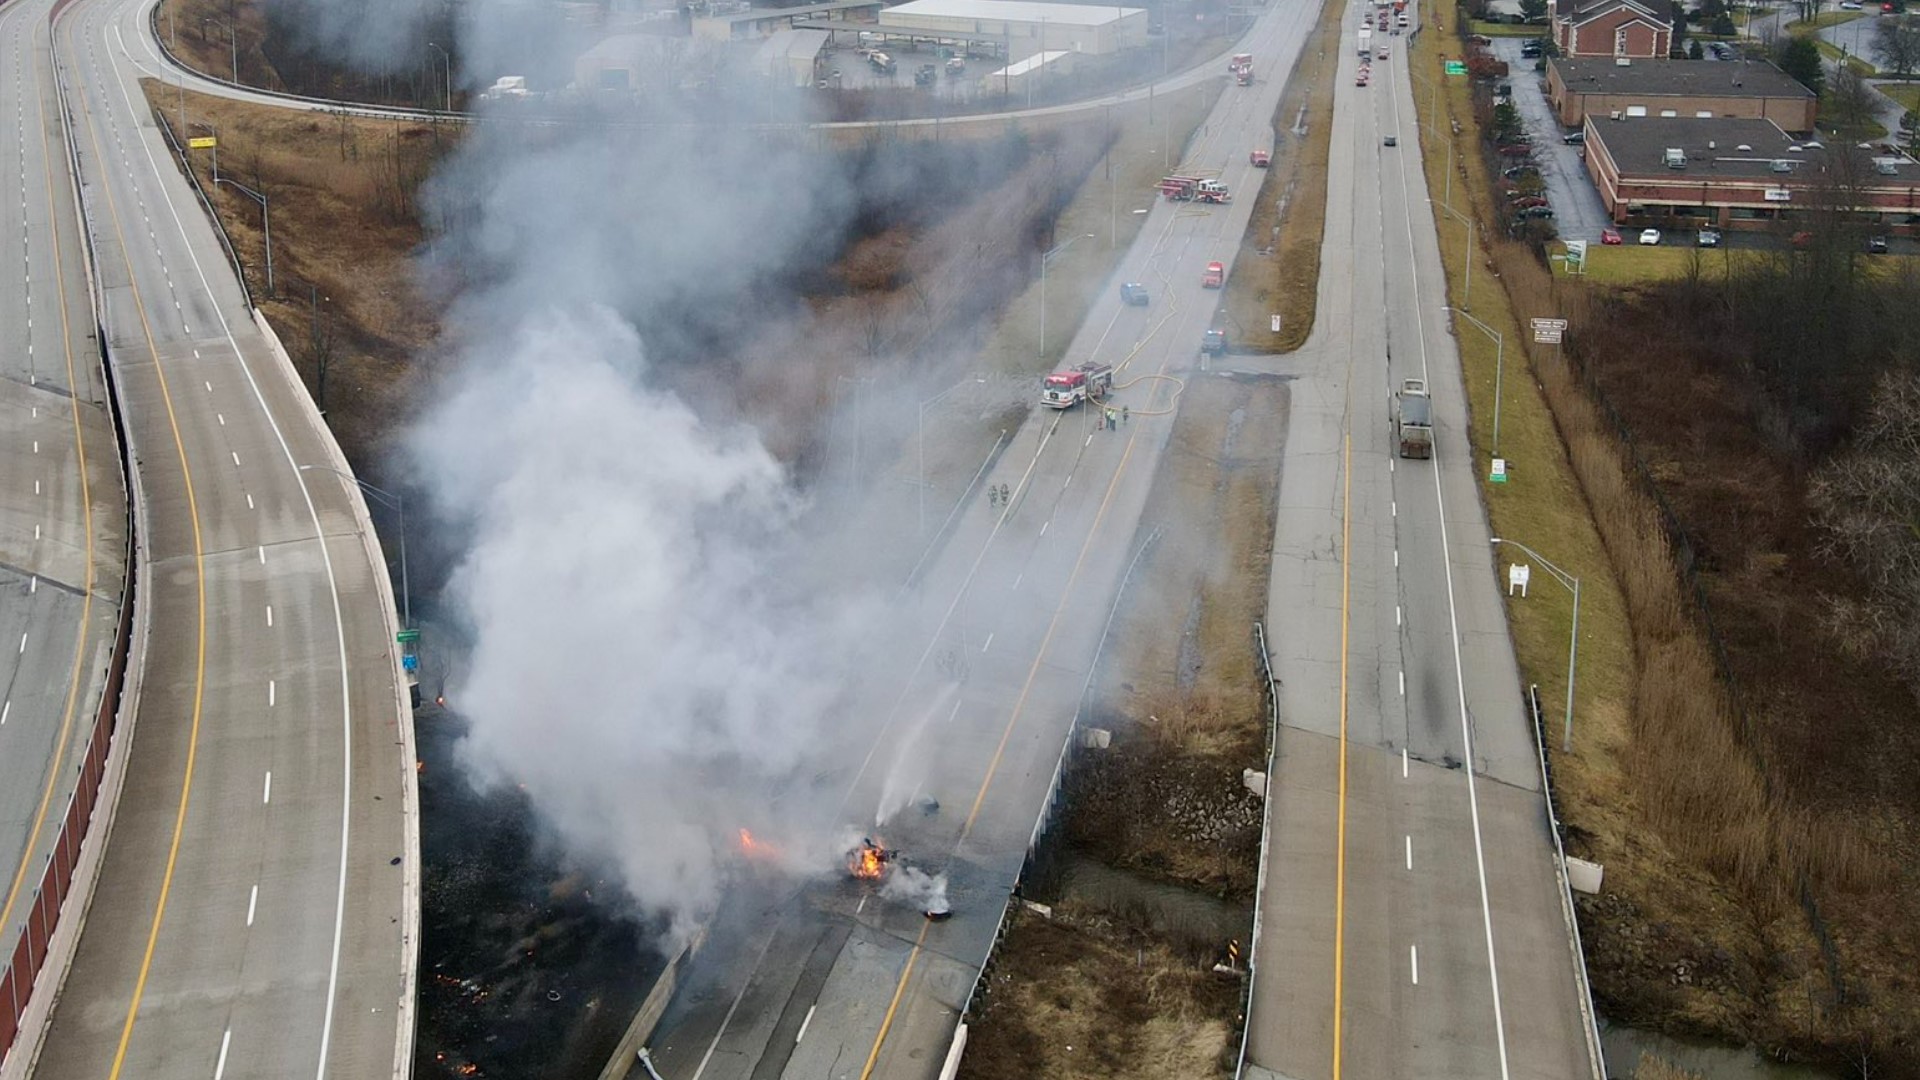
[1825,64,1880,135]
[1811,369,1920,699]
[1873,14,1920,75]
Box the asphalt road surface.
[4,0,418,1076]
[640,5,1333,1079]
[0,0,128,1042]
[1243,3,1596,1078]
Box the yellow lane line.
[856,919,933,1080]
[0,8,102,949]
[863,318,1168,1078]
[60,13,213,1075]
[1332,421,1353,1080]
[960,398,1144,837]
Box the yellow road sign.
[188,136,218,149]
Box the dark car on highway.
[1120,282,1150,305]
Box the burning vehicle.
[846,836,950,921]
[847,837,896,880]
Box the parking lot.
[1486,37,1612,243]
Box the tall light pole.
[215,176,273,297]
[1437,200,1474,308]
[427,41,452,111]
[1490,538,1580,753]
[917,378,982,536]
[1038,233,1095,362]
[299,464,411,629]
[205,18,237,82]
[1447,306,1504,458]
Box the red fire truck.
[1040,362,1114,409]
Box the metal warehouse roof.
[881,0,1146,28]
[990,49,1071,75]
[755,27,830,62]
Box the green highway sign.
[396,629,421,643]
[1445,60,1467,75]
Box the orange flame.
[849,842,886,880]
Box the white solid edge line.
[101,23,358,1079]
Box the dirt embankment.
[962,373,1290,1079]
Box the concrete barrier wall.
[0,0,139,1067]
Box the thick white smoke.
[411,301,878,943]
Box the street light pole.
[1448,306,1504,458]
[216,177,272,297]
[299,465,410,628]
[1490,538,1580,753]
[1037,233,1095,362]
[427,42,452,111]
[918,380,965,537]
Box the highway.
[69,0,1603,1074]
[637,5,1330,1080]
[1243,2,1597,1077]
[1,0,419,1076]
[0,0,127,1059]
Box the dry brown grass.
[140,80,449,485]
[957,904,1239,1080]
[1631,1054,1704,1080]
[1224,0,1345,352]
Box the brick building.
[1582,115,1920,230]
[1552,0,1672,58]
[1547,57,1816,133]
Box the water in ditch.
[1599,1019,1846,1080]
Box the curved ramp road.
[2,0,419,1076]
[0,0,128,1060]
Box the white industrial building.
[754,28,831,87]
[981,49,1075,95]
[878,0,1148,59]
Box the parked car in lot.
[1512,196,1551,210]
[1639,228,1662,245]
[1869,234,1890,253]
[1601,227,1623,245]
[1503,165,1538,180]
[1697,228,1721,247]
[1516,206,1556,220]
[1562,131,1585,144]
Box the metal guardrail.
[955,526,1161,1027]
[1528,684,1606,1080]
[1231,619,1280,1079]
[151,107,253,311]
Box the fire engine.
[1229,52,1253,72]
[1160,176,1231,203]
[1235,64,1253,86]
[1250,149,1271,167]
[1040,362,1114,408]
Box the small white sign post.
[1508,563,1531,597]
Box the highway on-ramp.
[1243,2,1598,1078]
[2,0,419,1076]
